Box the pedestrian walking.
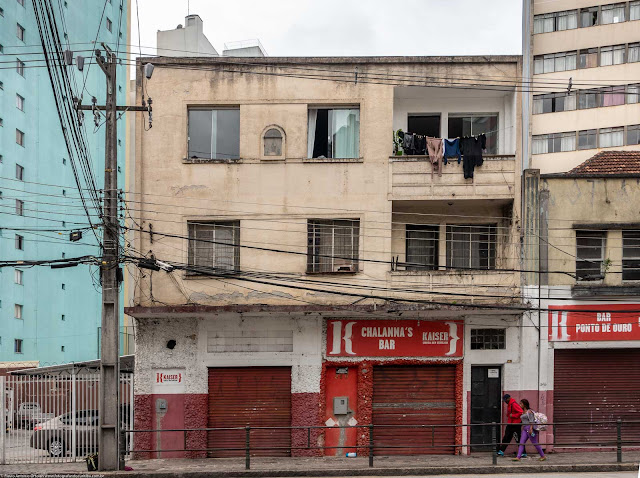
[497,394,524,457]
[513,398,546,462]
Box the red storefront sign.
[548,304,640,342]
[326,320,463,357]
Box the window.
[15,199,24,216]
[557,9,578,30]
[471,329,506,350]
[307,219,359,273]
[61,314,65,321]
[629,43,640,63]
[578,129,597,149]
[534,10,578,33]
[534,51,577,74]
[308,108,360,159]
[579,48,599,69]
[0,44,3,53]
[599,126,624,147]
[622,231,640,281]
[448,114,498,154]
[187,108,240,160]
[580,6,599,27]
[14,339,23,354]
[631,1,640,20]
[16,164,24,181]
[61,346,65,352]
[16,129,25,146]
[405,225,439,271]
[534,13,555,33]
[601,3,625,24]
[579,89,599,109]
[61,283,65,290]
[187,221,240,272]
[16,59,25,76]
[106,18,112,32]
[15,234,24,250]
[263,128,283,157]
[17,0,25,6]
[14,269,23,285]
[17,24,25,41]
[0,7,4,16]
[533,92,576,114]
[446,224,496,270]
[599,86,626,106]
[600,44,625,66]
[532,132,576,154]
[576,230,605,281]
[14,304,23,319]
[628,124,640,145]
[0,81,3,89]
[407,114,441,137]
[16,94,24,111]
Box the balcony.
[389,154,516,200]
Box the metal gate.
[0,373,133,464]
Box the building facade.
[126,55,532,457]
[522,0,640,450]
[527,0,640,174]
[0,0,129,364]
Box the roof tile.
[567,151,640,176]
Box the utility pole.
[76,44,151,471]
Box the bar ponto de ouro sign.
[327,320,463,357]
[549,304,640,342]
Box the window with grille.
[187,221,239,272]
[471,329,506,350]
[307,219,359,273]
[446,224,496,270]
[622,230,640,281]
[405,225,439,271]
[576,230,605,281]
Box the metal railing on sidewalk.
[122,419,640,470]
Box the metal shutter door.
[554,349,640,447]
[207,367,291,457]
[372,365,456,455]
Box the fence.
[0,373,133,464]
[125,420,640,469]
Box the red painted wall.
[133,393,208,459]
[291,392,322,457]
[324,366,358,456]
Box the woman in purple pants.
[513,398,546,461]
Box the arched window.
[263,127,283,157]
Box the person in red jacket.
[497,394,526,457]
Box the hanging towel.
[426,137,444,177]
[443,138,462,165]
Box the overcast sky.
[133,0,523,57]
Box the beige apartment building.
[527,0,640,173]
[125,55,535,457]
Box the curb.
[18,462,634,477]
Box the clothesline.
[398,124,514,139]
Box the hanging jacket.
[443,138,462,164]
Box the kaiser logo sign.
[156,372,182,384]
[327,319,463,357]
[152,369,186,393]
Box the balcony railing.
[389,154,516,200]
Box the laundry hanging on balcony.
[426,136,443,178]
[443,138,462,164]
[460,133,487,180]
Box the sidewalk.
[1,451,639,477]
